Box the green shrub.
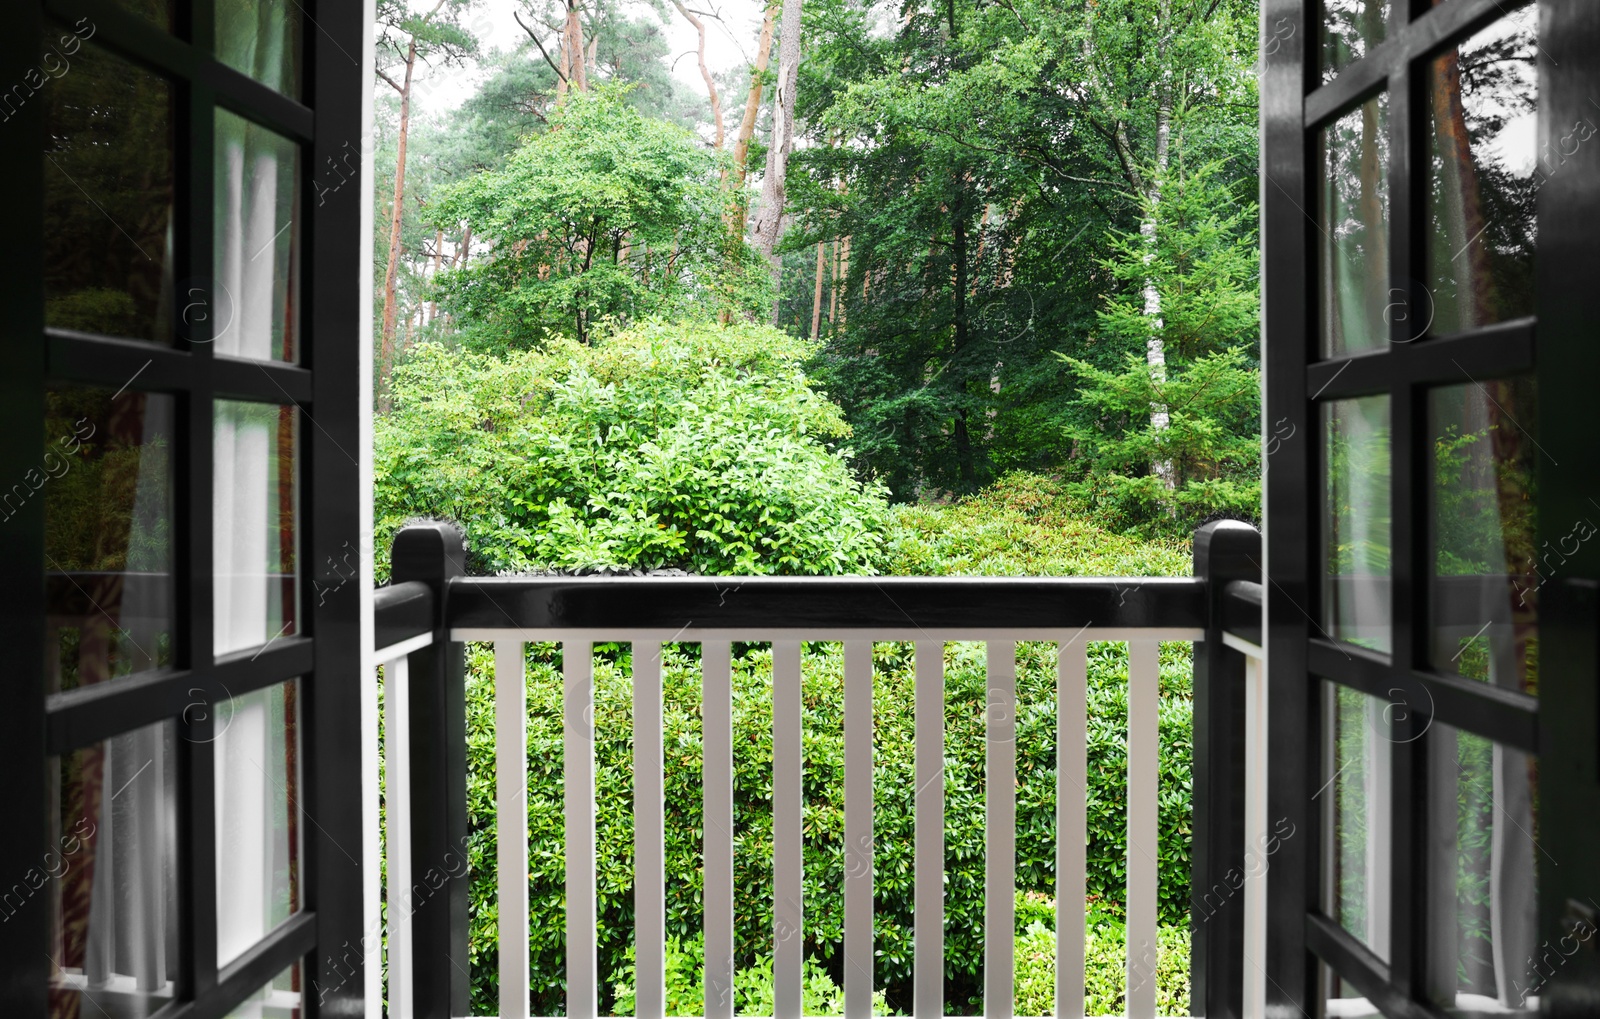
[1022,921,1190,1017]
[457,638,1194,1015]
[881,473,1193,577]
[608,934,891,1017]
[374,319,889,578]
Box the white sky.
[403,0,769,116]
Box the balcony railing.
[372,521,1266,1019]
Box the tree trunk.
[952,200,976,492]
[750,0,802,321]
[810,240,826,339]
[377,37,419,413]
[673,0,724,150]
[429,226,443,323]
[1142,0,1174,491]
[730,5,777,193]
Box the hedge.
[448,639,1195,1015]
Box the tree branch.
[514,10,569,83]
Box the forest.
[372,0,1264,554]
[369,0,1260,1011]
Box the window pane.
[43,37,175,343]
[1320,94,1391,357]
[1323,397,1391,652]
[1429,725,1539,1014]
[1321,681,1394,961]
[1429,380,1539,692]
[43,388,177,692]
[215,110,301,363]
[111,0,174,30]
[46,721,178,1018]
[216,681,303,967]
[215,400,299,657]
[217,0,303,99]
[1425,6,1540,335]
[1321,0,1390,84]
[223,962,302,1018]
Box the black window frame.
[1262,0,1600,1016]
[0,0,369,1014]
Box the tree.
[1057,155,1260,533]
[749,0,803,317]
[432,86,770,348]
[376,0,477,408]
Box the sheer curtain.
[211,0,303,972]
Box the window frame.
[0,0,369,1014]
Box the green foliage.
[1014,915,1191,1017]
[881,473,1193,577]
[1054,156,1262,536]
[608,934,890,1017]
[458,635,1195,1015]
[1058,348,1260,536]
[433,87,770,346]
[374,319,889,578]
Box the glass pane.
[1323,961,1381,1018]
[217,0,303,99]
[1429,725,1540,1014]
[1321,681,1394,961]
[216,680,303,967]
[46,721,178,1018]
[215,110,301,362]
[43,37,175,343]
[223,962,303,1018]
[215,400,299,657]
[1323,397,1391,652]
[43,388,177,692]
[1321,0,1390,83]
[1429,380,1539,692]
[1425,6,1540,336]
[1320,94,1392,357]
[112,0,175,30]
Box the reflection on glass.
[216,681,303,968]
[1320,94,1391,356]
[214,401,299,656]
[43,388,176,692]
[1426,6,1540,335]
[1321,0,1390,84]
[222,962,302,1018]
[112,0,174,29]
[1322,681,1393,961]
[47,721,178,1018]
[1428,725,1539,1014]
[217,0,302,99]
[1429,380,1540,692]
[1323,397,1391,652]
[43,37,174,342]
[215,110,301,362]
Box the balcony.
[371,519,1267,1019]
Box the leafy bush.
[1013,907,1191,1017]
[456,637,1195,1015]
[375,319,889,577]
[881,473,1193,577]
[608,934,890,1017]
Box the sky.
[400,0,769,116]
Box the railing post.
[1191,520,1260,1019]
[391,522,470,1019]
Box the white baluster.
[566,641,597,1019]
[704,642,735,1019]
[914,640,945,1019]
[1057,639,1088,1019]
[385,656,413,1019]
[497,641,530,1019]
[985,642,1016,1019]
[1126,641,1160,1019]
[773,640,805,1019]
[634,643,667,1019]
[844,640,875,1019]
